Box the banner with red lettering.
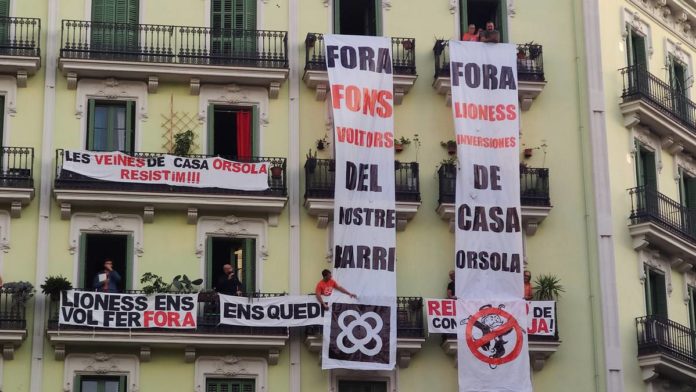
[449,41,531,391]
[61,150,270,191]
[59,290,198,329]
[322,34,397,371]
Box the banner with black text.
[219,294,326,327]
[323,34,397,371]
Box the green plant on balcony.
[316,135,330,151]
[170,274,204,294]
[140,272,203,294]
[441,140,457,155]
[306,148,318,174]
[533,274,565,301]
[438,156,458,177]
[140,272,170,294]
[3,281,34,310]
[395,136,411,153]
[172,130,195,156]
[40,275,73,301]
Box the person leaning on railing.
[315,269,357,311]
[479,21,501,43]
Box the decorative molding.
[382,0,391,10]
[665,38,693,98]
[448,0,457,14]
[323,0,329,6]
[622,8,655,59]
[196,216,269,289]
[330,369,397,392]
[507,0,515,18]
[63,353,139,392]
[627,0,696,53]
[76,78,148,121]
[639,248,674,295]
[194,356,267,392]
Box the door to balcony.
[87,100,136,153]
[207,236,255,293]
[208,105,257,159]
[459,0,507,42]
[90,0,139,56]
[333,0,381,36]
[79,233,132,291]
[210,0,257,63]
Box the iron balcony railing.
[620,65,696,132]
[305,296,425,338]
[0,286,28,330]
[636,315,696,367]
[438,165,550,206]
[47,290,288,336]
[0,17,41,58]
[0,147,34,188]
[60,20,288,68]
[304,158,420,202]
[304,33,416,75]
[628,185,696,243]
[433,40,544,81]
[54,149,287,197]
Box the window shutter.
[87,99,97,150]
[653,271,668,318]
[625,26,633,67]
[0,0,9,18]
[119,375,127,392]
[206,236,214,289]
[685,176,696,209]
[125,101,135,153]
[243,0,257,31]
[690,287,696,330]
[207,104,215,155]
[125,234,133,290]
[642,150,657,190]
[634,34,647,69]
[73,375,81,392]
[243,239,255,294]
[79,233,88,288]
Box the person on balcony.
[461,24,479,42]
[215,264,244,296]
[479,21,501,43]
[315,269,357,311]
[92,259,121,293]
[524,270,534,300]
[447,270,457,300]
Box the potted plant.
[169,275,203,294]
[402,39,414,51]
[528,42,541,60]
[533,274,565,301]
[523,148,534,158]
[270,164,283,179]
[306,149,317,174]
[140,272,170,294]
[3,281,34,311]
[394,136,411,153]
[172,130,195,156]
[305,33,317,48]
[41,275,73,302]
[441,140,457,155]
[316,135,329,151]
[517,47,527,60]
[439,156,458,177]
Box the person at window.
[92,259,121,293]
[524,270,534,300]
[315,269,357,311]
[479,21,501,43]
[215,264,244,296]
[447,270,457,300]
[461,24,479,42]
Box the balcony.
[0,287,28,359]
[432,41,546,110]
[303,159,421,230]
[304,296,425,368]
[0,147,34,218]
[303,33,417,104]
[636,315,696,386]
[46,291,289,364]
[59,20,288,97]
[620,65,696,156]
[628,186,696,269]
[53,150,287,225]
[0,17,41,86]
[437,165,551,235]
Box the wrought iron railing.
[54,149,287,197]
[0,287,28,330]
[305,296,425,338]
[46,290,288,335]
[60,20,288,68]
[621,65,696,131]
[628,186,696,242]
[304,158,420,202]
[438,164,550,206]
[304,33,416,75]
[0,17,40,57]
[0,147,34,188]
[637,315,696,367]
[433,40,544,82]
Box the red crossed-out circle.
[465,307,523,366]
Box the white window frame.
[63,353,139,392]
[194,356,267,392]
[330,368,397,392]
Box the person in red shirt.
[315,269,357,310]
[524,270,534,300]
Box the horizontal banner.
[62,150,270,191]
[59,290,198,329]
[219,294,327,327]
[425,299,556,336]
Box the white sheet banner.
[62,150,270,190]
[425,299,556,336]
[59,290,198,329]
[449,41,530,391]
[323,34,397,371]
[219,295,326,327]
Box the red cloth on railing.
[236,110,252,158]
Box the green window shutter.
[125,234,133,290]
[652,271,668,318]
[333,0,341,33]
[685,176,696,209]
[0,0,9,18]
[207,104,215,155]
[206,379,255,392]
[87,99,97,150]
[79,233,87,288]
[206,236,214,289]
[496,0,507,42]
[73,375,81,392]
[690,287,696,331]
[125,100,135,153]
[243,239,255,293]
[633,33,647,69]
[625,26,633,67]
[642,150,657,190]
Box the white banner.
[323,34,397,371]
[59,290,198,329]
[62,150,270,191]
[450,41,531,391]
[425,299,556,336]
[219,295,326,327]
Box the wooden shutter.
[125,101,135,153]
[652,270,668,318]
[333,0,341,33]
[243,239,255,294]
[0,0,9,18]
[79,233,88,288]
[87,99,97,149]
[206,236,214,289]
[206,379,255,392]
[642,149,657,190]
[207,104,215,155]
[633,33,647,69]
[233,0,256,53]
[125,234,133,290]
[118,375,127,392]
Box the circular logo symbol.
[336,310,383,356]
[465,307,523,367]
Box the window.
[459,0,506,43]
[87,100,135,152]
[644,265,667,318]
[635,142,657,190]
[669,55,690,118]
[338,380,387,392]
[689,286,696,331]
[207,105,257,159]
[77,375,126,392]
[207,237,255,293]
[679,169,696,236]
[91,0,139,51]
[79,233,133,291]
[625,28,647,69]
[334,0,381,36]
[206,378,255,392]
[210,0,257,57]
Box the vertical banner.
[449,41,531,391]
[322,34,397,370]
